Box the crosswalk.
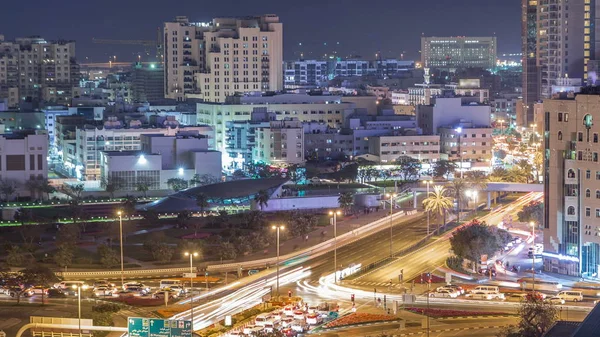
[348,281,405,288]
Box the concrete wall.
[256,196,339,211]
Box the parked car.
[546,296,565,305]
[283,306,295,317]
[280,317,294,328]
[47,288,67,298]
[263,322,279,333]
[255,313,274,327]
[291,320,309,333]
[306,314,323,325]
[292,310,305,320]
[243,325,263,335]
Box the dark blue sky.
[0,0,521,63]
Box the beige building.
[197,94,356,152]
[0,35,79,105]
[542,89,600,278]
[253,118,304,166]
[368,135,441,164]
[439,126,493,171]
[164,15,283,102]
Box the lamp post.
[530,221,536,292]
[329,210,342,283]
[455,127,463,179]
[385,193,397,257]
[498,119,505,133]
[272,225,284,296]
[422,180,433,235]
[117,211,124,288]
[184,252,199,326]
[72,284,88,337]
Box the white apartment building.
[100,133,221,191]
[391,90,410,105]
[0,132,48,198]
[417,96,491,135]
[439,126,493,170]
[0,35,79,105]
[164,15,283,102]
[197,93,356,153]
[74,124,214,181]
[421,36,497,69]
[368,135,441,164]
[253,118,304,166]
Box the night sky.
[0,0,521,63]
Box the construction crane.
[92,28,163,62]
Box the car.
[271,310,284,321]
[557,291,583,302]
[505,293,528,302]
[168,285,186,295]
[226,331,244,337]
[152,289,179,299]
[30,286,49,295]
[306,313,323,325]
[93,286,114,297]
[280,317,294,328]
[281,327,296,337]
[292,310,305,320]
[47,288,67,298]
[254,313,273,327]
[93,280,115,288]
[53,281,87,290]
[307,306,318,314]
[124,282,150,293]
[283,306,295,317]
[243,325,263,335]
[6,287,34,298]
[291,320,309,333]
[546,296,565,305]
[437,285,464,295]
[125,286,148,296]
[263,322,279,333]
[429,289,458,298]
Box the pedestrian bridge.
[408,182,543,208]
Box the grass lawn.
[369,180,409,188]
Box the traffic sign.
[128,318,191,337]
[248,269,259,276]
[183,273,197,278]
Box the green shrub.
[446,256,467,273]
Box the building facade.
[0,35,80,105]
[368,135,441,163]
[420,37,497,69]
[131,62,164,103]
[439,126,493,166]
[542,89,600,279]
[164,15,283,101]
[417,96,491,135]
[253,118,304,165]
[521,0,540,127]
[0,132,48,198]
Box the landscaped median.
[404,307,514,318]
[323,313,397,329]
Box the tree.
[396,156,422,181]
[450,221,505,270]
[0,179,18,201]
[102,176,124,199]
[190,174,219,187]
[254,190,270,211]
[338,192,354,214]
[286,164,304,184]
[448,178,468,220]
[167,178,189,192]
[53,244,74,269]
[17,221,43,252]
[489,167,509,182]
[121,196,137,219]
[218,241,237,260]
[533,151,543,183]
[25,179,39,200]
[195,193,209,214]
[178,240,204,259]
[499,294,558,337]
[433,160,456,180]
[515,159,534,184]
[38,179,56,200]
[98,244,120,268]
[21,265,60,305]
[231,169,247,180]
[422,186,453,233]
[518,201,544,225]
[6,245,24,266]
[465,171,488,192]
[62,183,85,201]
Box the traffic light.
[288,290,292,298]
[351,294,355,302]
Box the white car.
[283,306,295,317]
[430,289,459,298]
[263,322,279,333]
[546,296,565,305]
[280,317,294,328]
[306,314,323,325]
[293,310,305,320]
[291,320,309,332]
[93,286,114,297]
[123,282,150,293]
[243,325,263,335]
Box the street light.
[385,193,397,257]
[422,180,433,235]
[272,225,285,296]
[117,211,124,288]
[184,252,199,325]
[329,210,342,283]
[455,127,463,179]
[72,284,88,337]
[530,221,536,292]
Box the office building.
[197,93,359,153]
[0,132,48,198]
[439,125,493,168]
[131,62,164,103]
[100,133,221,191]
[163,15,283,101]
[253,118,304,166]
[0,35,80,105]
[417,96,491,135]
[420,37,497,69]
[368,134,441,164]
[542,88,600,279]
[226,108,275,168]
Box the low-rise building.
[100,133,221,191]
[368,134,441,163]
[253,118,304,166]
[0,132,48,198]
[439,125,493,171]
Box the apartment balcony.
[210,47,221,53]
[183,44,192,49]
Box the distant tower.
[423,67,431,86]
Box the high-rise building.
[131,62,165,103]
[163,15,283,102]
[542,88,600,279]
[521,0,540,128]
[0,35,80,105]
[420,37,497,69]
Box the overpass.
[409,182,543,208]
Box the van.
[54,281,86,290]
[471,286,500,295]
[255,313,273,327]
[557,291,583,302]
[159,279,182,289]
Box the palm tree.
[448,178,467,223]
[422,186,453,233]
[254,190,270,211]
[195,193,209,215]
[338,192,354,214]
[121,196,137,220]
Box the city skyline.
[0,0,521,62]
